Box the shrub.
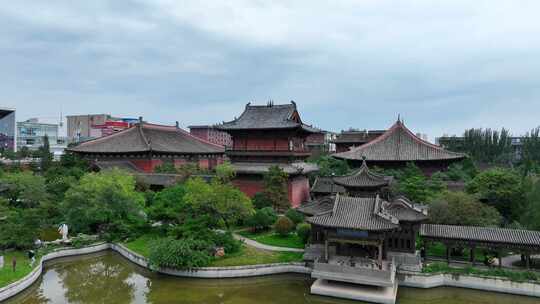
[285,208,304,225]
[274,216,294,236]
[296,223,311,244]
[148,238,213,270]
[252,192,273,209]
[211,231,242,254]
[245,207,277,231]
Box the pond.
[5,252,540,304]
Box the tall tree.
[522,126,540,164]
[39,134,54,171]
[428,191,501,227]
[263,165,290,211]
[466,168,524,222]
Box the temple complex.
[68,119,225,173]
[216,101,319,207]
[333,119,466,175]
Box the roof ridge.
[332,193,340,215]
[137,123,152,151]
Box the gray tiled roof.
[216,102,318,133]
[334,120,465,161]
[307,195,399,231]
[94,161,141,172]
[231,162,319,175]
[383,197,428,222]
[297,196,336,216]
[333,130,385,144]
[333,160,391,188]
[311,177,346,194]
[420,224,540,247]
[68,123,225,155]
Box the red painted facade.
[233,174,310,207]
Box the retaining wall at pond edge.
[398,271,540,298]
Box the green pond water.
[5,251,540,304]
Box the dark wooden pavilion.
[68,119,225,173]
[333,119,466,175]
[216,101,319,207]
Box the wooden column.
[496,251,501,268]
[324,239,329,262]
[446,244,451,265]
[470,247,475,266]
[526,254,531,270]
[378,242,383,270]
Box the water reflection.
[5,252,540,304]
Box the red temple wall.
[131,159,163,173]
[232,176,265,198]
[288,176,310,208]
[232,174,309,208]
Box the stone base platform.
[311,279,398,304]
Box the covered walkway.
[420,224,540,269]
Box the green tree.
[245,207,277,231]
[428,191,501,227]
[39,135,54,171]
[308,155,350,177]
[183,177,254,229]
[520,177,540,230]
[394,163,445,202]
[466,168,524,221]
[62,169,146,238]
[146,184,188,225]
[285,208,304,225]
[522,126,540,164]
[0,202,42,249]
[0,172,48,209]
[214,161,235,184]
[263,166,289,211]
[252,192,273,209]
[296,223,311,244]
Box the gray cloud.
[1,0,539,139]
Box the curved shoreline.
[2,243,540,302]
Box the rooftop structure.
[304,194,427,304]
[334,119,466,175]
[0,108,16,152]
[68,119,224,173]
[333,129,385,153]
[216,101,319,207]
[189,125,233,147]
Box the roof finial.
[291,100,296,107]
[175,121,180,129]
[397,114,401,123]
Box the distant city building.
[16,118,67,156]
[67,114,137,142]
[332,129,386,153]
[0,108,16,152]
[306,130,336,154]
[188,125,232,147]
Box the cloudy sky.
[1,1,539,140]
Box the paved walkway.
[233,233,305,253]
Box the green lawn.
[211,245,303,267]
[0,251,35,288]
[237,230,305,249]
[122,234,155,258]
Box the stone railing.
[312,258,396,287]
